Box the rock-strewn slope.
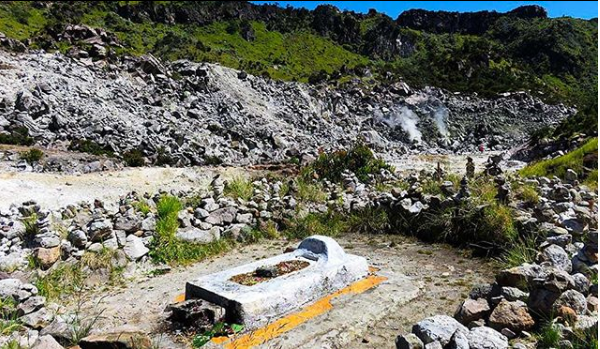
[0,50,572,166]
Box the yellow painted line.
[214,274,387,349]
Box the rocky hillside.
[0,2,597,105]
[0,49,572,167]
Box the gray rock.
[466,326,508,349]
[123,235,149,261]
[31,335,64,349]
[235,213,253,224]
[88,219,113,242]
[205,207,237,226]
[1,220,26,239]
[68,229,88,248]
[201,198,219,212]
[178,210,192,228]
[447,330,469,349]
[571,273,590,294]
[554,290,587,315]
[140,216,156,231]
[113,215,141,233]
[176,226,220,244]
[17,296,46,316]
[454,298,490,324]
[500,287,529,302]
[396,333,424,349]
[20,307,53,329]
[539,244,572,273]
[412,315,468,346]
[0,278,23,298]
[33,233,60,248]
[194,208,209,219]
[40,319,73,344]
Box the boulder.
[496,264,546,289]
[554,290,587,315]
[539,245,572,273]
[113,215,141,233]
[123,235,149,261]
[31,335,64,349]
[412,315,468,346]
[454,298,490,324]
[488,300,535,333]
[396,333,424,349]
[33,246,61,269]
[176,226,220,244]
[466,326,508,349]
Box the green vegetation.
[68,139,114,157]
[501,235,538,267]
[296,178,328,203]
[513,183,540,206]
[520,137,598,186]
[19,148,44,164]
[123,149,145,167]
[224,176,254,201]
[149,195,232,265]
[1,1,592,107]
[535,322,562,348]
[0,297,22,336]
[133,200,152,215]
[0,127,34,146]
[304,142,394,183]
[192,322,244,348]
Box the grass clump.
[149,195,232,265]
[224,176,254,201]
[520,137,597,184]
[501,235,538,268]
[514,183,540,206]
[80,248,125,285]
[535,322,562,348]
[19,148,44,164]
[0,297,22,336]
[34,262,85,302]
[304,142,394,183]
[133,201,152,215]
[296,178,328,203]
[283,211,348,240]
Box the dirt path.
[72,234,496,348]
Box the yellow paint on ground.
[214,274,387,349]
[173,293,186,303]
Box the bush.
[224,176,254,201]
[283,211,349,240]
[305,142,394,183]
[68,139,114,157]
[501,235,538,267]
[19,148,44,163]
[0,126,34,146]
[296,178,327,203]
[123,149,145,167]
[514,183,540,206]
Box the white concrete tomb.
[185,235,369,329]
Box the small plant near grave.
[192,322,244,348]
[0,126,34,146]
[19,148,44,163]
[501,235,538,268]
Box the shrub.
[224,176,254,201]
[0,127,34,146]
[305,142,394,183]
[536,322,561,348]
[123,149,145,167]
[68,139,114,157]
[19,148,44,163]
[348,207,389,234]
[34,262,85,301]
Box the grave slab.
[185,235,369,329]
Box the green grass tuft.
[224,176,254,201]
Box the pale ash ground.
[0,151,516,211]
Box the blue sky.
[251,1,598,19]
